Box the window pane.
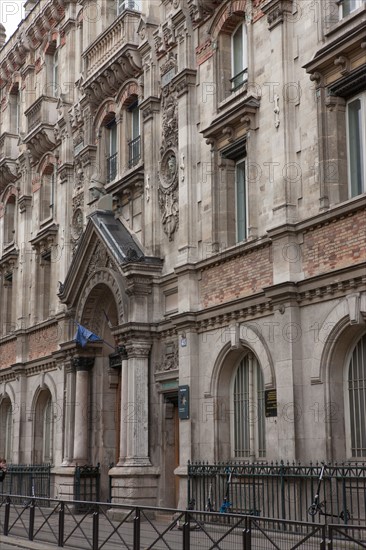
[342,0,362,16]
[347,99,364,197]
[132,107,140,140]
[109,122,117,156]
[233,356,266,458]
[348,335,366,457]
[236,160,246,242]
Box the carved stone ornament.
[155,340,179,372]
[71,208,83,240]
[159,85,179,240]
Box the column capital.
[72,356,95,371]
[125,342,151,359]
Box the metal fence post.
[58,501,65,547]
[92,508,99,550]
[133,507,140,550]
[320,525,329,550]
[29,498,35,541]
[327,526,333,550]
[4,496,10,536]
[183,511,190,550]
[242,516,251,550]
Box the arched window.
[0,397,13,462]
[346,334,366,458]
[232,354,265,459]
[34,390,54,464]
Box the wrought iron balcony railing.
[128,135,141,168]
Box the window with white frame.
[339,0,363,18]
[52,50,59,97]
[117,0,141,15]
[231,22,248,91]
[232,354,266,459]
[346,92,366,198]
[346,334,366,458]
[235,158,247,242]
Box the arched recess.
[92,98,118,143]
[76,277,122,471]
[317,293,366,460]
[209,325,275,461]
[0,394,13,462]
[33,386,54,464]
[208,0,247,39]
[76,268,126,329]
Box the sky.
[0,0,25,44]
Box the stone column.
[124,342,151,466]
[73,357,94,464]
[118,354,129,465]
[62,358,76,465]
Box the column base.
[108,465,160,507]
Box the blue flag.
[74,323,102,347]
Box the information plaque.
[265,389,277,417]
[178,385,189,420]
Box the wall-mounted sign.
[265,389,277,417]
[178,385,189,420]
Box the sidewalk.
[0,535,59,550]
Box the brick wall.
[28,323,60,361]
[302,209,366,278]
[0,339,17,368]
[200,245,272,308]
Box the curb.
[0,535,59,549]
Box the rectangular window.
[117,0,141,15]
[231,23,248,91]
[339,0,363,18]
[106,119,118,182]
[346,93,366,198]
[53,50,59,97]
[128,103,141,168]
[236,159,247,242]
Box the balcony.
[82,10,142,104]
[0,133,19,191]
[23,96,58,163]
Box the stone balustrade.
[83,12,140,80]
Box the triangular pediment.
[58,209,162,308]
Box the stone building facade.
[0,0,365,508]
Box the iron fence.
[188,461,366,525]
[0,464,51,505]
[0,493,344,550]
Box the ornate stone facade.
[0,0,365,511]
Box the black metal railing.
[230,68,248,91]
[106,152,117,182]
[188,461,366,525]
[128,135,141,168]
[74,464,100,512]
[1,464,51,505]
[0,493,340,550]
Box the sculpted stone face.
[167,155,176,176]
